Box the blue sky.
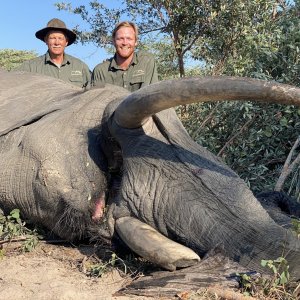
[0,1,110,70]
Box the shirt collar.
[109,52,138,70]
[45,51,70,66]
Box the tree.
[0,49,37,71]
[250,0,300,86]
[179,1,300,197]
[190,0,280,75]
[56,0,294,78]
[181,0,300,194]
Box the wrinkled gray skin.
[0,69,299,279]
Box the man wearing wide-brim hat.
[16,18,91,89]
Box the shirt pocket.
[130,75,145,86]
[69,71,83,83]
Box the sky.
[0,1,111,70]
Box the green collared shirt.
[92,51,158,92]
[16,52,91,89]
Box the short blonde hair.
[112,21,138,40]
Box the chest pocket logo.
[71,70,82,76]
[132,70,145,77]
[131,70,145,85]
[70,70,83,83]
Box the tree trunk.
[116,250,254,298]
[275,135,300,191]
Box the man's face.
[113,26,137,59]
[45,31,68,56]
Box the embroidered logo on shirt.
[132,70,145,77]
[71,70,82,76]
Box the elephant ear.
[0,70,81,136]
[115,217,200,271]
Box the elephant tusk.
[114,76,300,128]
[115,216,200,271]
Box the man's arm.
[148,57,159,84]
[141,53,159,88]
[91,61,109,87]
[82,63,92,89]
[14,60,32,72]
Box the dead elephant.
[0,69,300,281]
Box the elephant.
[0,69,300,281]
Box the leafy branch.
[0,209,40,253]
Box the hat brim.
[35,27,76,46]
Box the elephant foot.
[115,216,200,271]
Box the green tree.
[190,0,288,76]
[181,1,300,194]
[250,0,300,86]
[0,49,37,71]
[56,0,296,78]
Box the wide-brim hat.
[35,18,77,46]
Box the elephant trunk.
[162,192,300,280]
[114,76,300,128]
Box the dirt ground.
[0,241,156,300]
[2,240,298,300]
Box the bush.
[179,101,300,196]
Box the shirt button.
[124,85,127,88]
